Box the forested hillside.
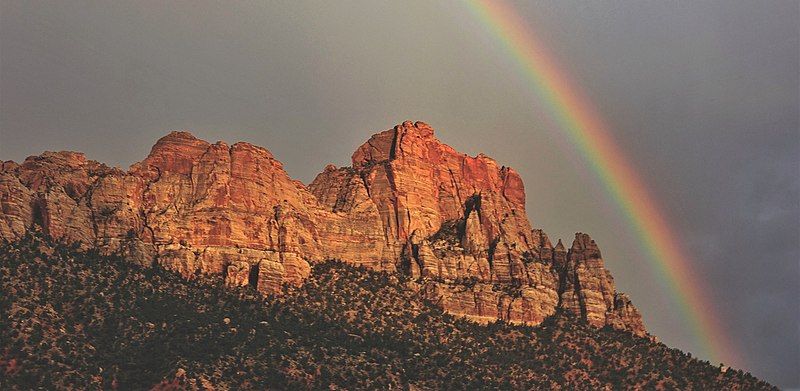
[0,235,775,390]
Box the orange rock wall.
[0,121,645,335]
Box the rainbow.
[464,0,741,367]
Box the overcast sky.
[1,1,797,387]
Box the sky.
[1,0,798,387]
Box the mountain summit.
[1,121,642,334]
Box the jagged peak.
[531,228,553,249]
[146,130,209,158]
[25,150,88,164]
[350,121,517,182]
[17,151,98,175]
[391,120,434,136]
[159,130,199,141]
[571,232,600,252]
[351,121,444,168]
[135,132,280,176]
[554,239,566,252]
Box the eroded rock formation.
[0,121,645,334]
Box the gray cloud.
[1,0,797,387]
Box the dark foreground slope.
[1,236,774,390]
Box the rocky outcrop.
[340,121,532,261]
[0,121,646,335]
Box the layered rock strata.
[0,121,644,335]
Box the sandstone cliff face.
[0,121,645,335]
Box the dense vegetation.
[1,235,775,390]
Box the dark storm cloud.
[1,1,797,387]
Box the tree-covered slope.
[0,236,775,390]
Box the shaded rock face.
[0,121,644,335]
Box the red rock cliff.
[0,121,645,335]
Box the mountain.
[0,121,642,334]
[0,235,774,389]
[0,121,774,388]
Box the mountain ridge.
[1,121,642,335]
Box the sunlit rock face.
[0,121,645,335]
